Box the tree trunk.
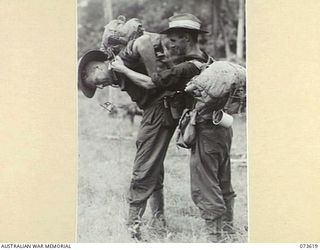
[105,0,113,102]
[225,0,236,20]
[218,17,232,59]
[236,0,245,60]
[211,0,221,57]
[105,0,113,22]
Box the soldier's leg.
[148,111,177,230]
[218,127,236,233]
[222,197,235,234]
[149,167,165,223]
[127,201,147,241]
[127,104,175,238]
[190,125,231,242]
[205,216,223,242]
[128,127,174,204]
[219,156,236,234]
[149,176,166,230]
[190,126,227,221]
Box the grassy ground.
[77,92,247,243]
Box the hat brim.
[160,27,208,34]
[78,50,109,98]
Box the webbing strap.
[189,56,214,72]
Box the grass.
[77,92,247,243]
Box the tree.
[77,0,246,61]
[236,0,245,60]
[105,0,113,21]
[218,6,232,59]
[104,0,114,102]
[211,0,221,56]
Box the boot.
[127,202,146,241]
[149,189,167,233]
[222,197,235,234]
[205,217,223,242]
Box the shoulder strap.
[189,56,214,72]
[189,59,204,70]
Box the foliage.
[78,0,246,61]
[78,0,105,57]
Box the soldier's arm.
[110,56,156,89]
[110,57,200,91]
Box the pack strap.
[189,55,214,72]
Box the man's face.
[83,61,113,88]
[167,32,188,56]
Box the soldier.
[78,18,180,240]
[110,13,236,242]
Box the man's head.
[78,50,115,98]
[160,13,207,56]
[82,61,110,87]
[165,29,199,56]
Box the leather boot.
[127,202,146,241]
[205,217,223,242]
[149,189,166,231]
[222,197,235,234]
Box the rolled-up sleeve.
[151,62,200,91]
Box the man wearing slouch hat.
[110,13,236,242]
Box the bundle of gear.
[78,16,164,99]
[185,60,246,114]
[100,15,163,60]
[176,60,246,149]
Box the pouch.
[176,109,197,149]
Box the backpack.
[176,58,247,149]
[176,109,198,149]
[100,16,162,60]
[186,59,246,114]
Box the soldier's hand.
[185,82,201,97]
[109,56,126,73]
